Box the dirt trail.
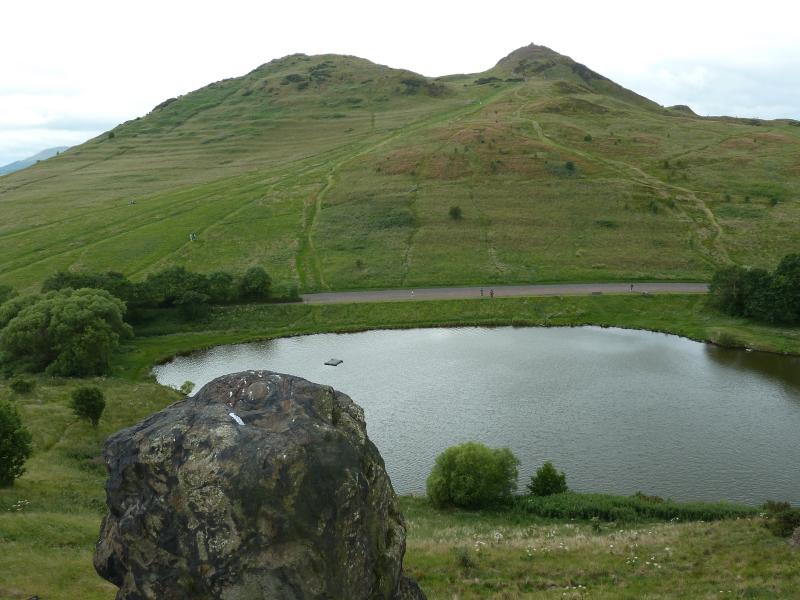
[302,282,708,304]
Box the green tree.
[772,253,800,324]
[527,461,568,496]
[142,266,210,307]
[70,386,106,427]
[448,205,463,220]
[0,294,38,330]
[0,400,33,487]
[709,266,750,316]
[207,271,235,304]
[42,270,136,306]
[741,268,777,322]
[0,289,132,376]
[426,442,519,509]
[238,266,272,301]
[175,290,211,321]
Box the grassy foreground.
[1,377,798,600]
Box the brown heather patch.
[540,97,609,115]
[379,148,421,175]
[423,154,472,180]
[630,134,660,145]
[753,131,793,144]
[721,137,758,149]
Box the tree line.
[709,253,800,324]
[0,266,292,377]
[41,265,293,319]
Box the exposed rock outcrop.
[94,370,425,599]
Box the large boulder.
[94,370,425,600]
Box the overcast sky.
[1,0,798,165]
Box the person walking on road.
[490,289,494,299]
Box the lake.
[152,326,800,505]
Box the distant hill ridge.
[0,146,69,176]
[0,45,798,294]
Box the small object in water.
[229,412,245,426]
[325,358,343,366]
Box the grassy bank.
[1,377,798,599]
[402,498,798,599]
[116,293,800,378]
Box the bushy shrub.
[710,254,800,324]
[175,291,211,321]
[42,270,135,305]
[0,400,33,487]
[142,266,211,308]
[206,271,235,304]
[70,386,106,427]
[448,206,463,220]
[426,442,519,509]
[179,381,195,395]
[9,377,35,394]
[527,461,568,496]
[762,501,800,538]
[0,288,131,376]
[238,266,272,301]
[516,492,756,523]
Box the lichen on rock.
[94,370,425,599]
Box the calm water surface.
[153,327,800,505]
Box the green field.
[1,45,799,294]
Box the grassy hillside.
[1,45,799,294]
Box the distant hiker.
[630,283,634,292]
[480,288,484,297]
[410,290,414,297]
[490,289,494,299]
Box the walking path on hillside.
[302,282,709,304]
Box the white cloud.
[1,0,799,164]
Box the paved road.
[302,282,709,304]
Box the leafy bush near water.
[427,442,520,509]
[514,491,757,523]
[762,501,800,537]
[527,461,568,496]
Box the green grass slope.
[1,46,799,293]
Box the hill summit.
[0,46,798,294]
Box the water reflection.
[153,327,800,505]
[705,345,800,395]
